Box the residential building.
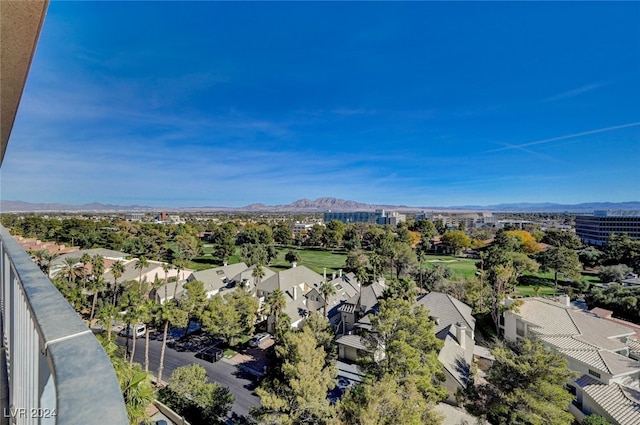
[576,210,640,247]
[259,265,325,329]
[125,212,145,221]
[49,247,128,278]
[184,262,261,298]
[502,296,640,425]
[335,289,477,404]
[415,292,476,404]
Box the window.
[588,369,601,379]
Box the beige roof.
[515,298,640,377]
[582,381,640,425]
[260,265,323,293]
[187,262,249,293]
[415,292,476,336]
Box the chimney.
[323,268,327,280]
[339,269,342,277]
[559,294,570,307]
[455,322,467,350]
[332,272,336,280]
[292,261,297,268]
[293,286,298,300]
[430,316,440,325]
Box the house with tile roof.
[335,290,477,404]
[503,296,640,425]
[415,292,477,404]
[184,262,254,298]
[258,264,325,330]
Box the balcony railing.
[0,225,127,425]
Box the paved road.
[118,333,261,420]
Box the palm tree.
[89,276,106,325]
[172,256,186,300]
[157,301,188,384]
[320,281,337,319]
[98,304,118,341]
[80,252,92,289]
[111,260,125,307]
[252,264,265,297]
[264,289,286,333]
[162,262,170,304]
[89,255,106,324]
[134,256,149,295]
[31,249,48,272]
[43,251,60,277]
[124,300,144,366]
[138,300,157,372]
[61,256,81,284]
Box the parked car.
[119,323,146,338]
[248,332,272,348]
[195,346,224,363]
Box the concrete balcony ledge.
[0,225,128,425]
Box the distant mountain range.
[1,198,639,213]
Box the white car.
[119,324,146,338]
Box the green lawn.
[516,286,560,297]
[422,255,478,279]
[270,247,347,275]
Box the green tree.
[541,229,582,249]
[202,294,241,345]
[360,298,446,402]
[582,415,612,425]
[599,264,633,283]
[60,256,81,284]
[252,263,266,296]
[440,230,471,255]
[537,246,581,288]
[273,223,293,245]
[212,223,237,264]
[337,375,442,425]
[181,280,208,337]
[320,280,337,318]
[159,364,234,424]
[285,250,301,266]
[80,252,92,289]
[134,256,149,294]
[264,289,287,333]
[606,233,640,272]
[578,246,604,269]
[469,339,575,425]
[110,260,126,307]
[325,220,346,248]
[252,327,337,424]
[342,224,361,251]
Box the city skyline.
[2,2,639,208]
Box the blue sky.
[2,1,639,208]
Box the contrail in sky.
[488,121,640,153]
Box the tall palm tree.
[252,264,265,297]
[162,262,170,304]
[138,300,157,372]
[89,276,106,325]
[124,301,144,366]
[157,301,188,384]
[80,252,92,289]
[89,255,106,324]
[98,304,118,341]
[264,289,287,333]
[111,260,125,307]
[134,256,149,295]
[61,257,81,284]
[43,252,60,277]
[172,257,185,300]
[31,249,48,272]
[320,281,337,319]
